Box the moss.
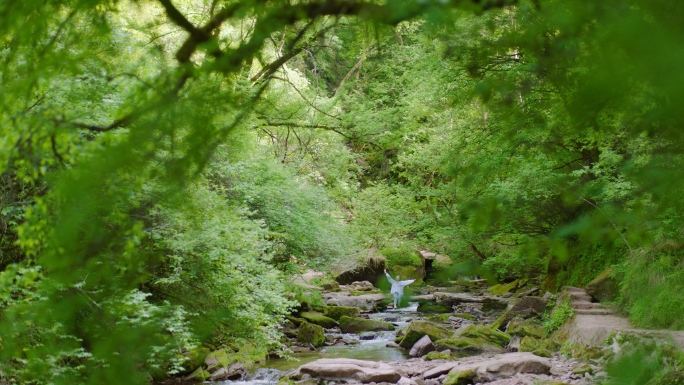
[338,316,395,333]
[297,321,326,347]
[507,317,546,339]
[572,363,593,375]
[520,336,559,354]
[182,346,210,373]
[186,367,211,381]
[324,306,360,320]
[488,280,519,295]
[425,314,451,323]
[533,348,554,357]
[424,351,452,361]
[459,324,511,347]
[399,321,452,349]
[299,311,338,328]
[585,267,619,302]
[417,303,452,313]
[391,264,425,285]
[286,316,305,326]
[434,337,500,353]
[205,349,232,369]
[454,313,474,320]
[444,368,476,385]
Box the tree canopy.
[1,0,684,383]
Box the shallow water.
[217,303,420,385]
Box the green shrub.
[380,244,421,267]
[542,299,574,333]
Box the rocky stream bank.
[174,266,684,385]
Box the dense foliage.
[1,0,684,383]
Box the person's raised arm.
[384,268,397,284]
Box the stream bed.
[217,303,421,385]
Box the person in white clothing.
[384,268,415,309]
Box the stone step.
[571,301,601,310]
[563,286,586,293]
[575,308,616,315]
[569,292,592,302]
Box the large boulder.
[299,311,338,329]
[434,337,503,354]
[443,352,551,384]
[458,324,511,347]
[434,292,509,311]
[506,316,546,339]
[399,321,452,349]
[209,362,246,381]
[334,250,386,285]
[205,349,232,371]
[289,358,401,383]
[297,321,326,347]
[322,292,386,311]
[181,347,210,374]
[585,267,619,302]
[339,316,395,333]
[324,306,361,320]
[409,335,435,357]
[493,296,548,330]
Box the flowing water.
[218,303,421,385]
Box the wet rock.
[297,321,326,347]
[300,311,339,329]
[572,363,593,375]
[585,267,619,302]
[324,305,361,320]
[399,321,452,349]
[409,335,436,357]
[209,362,246,381]
[417,303,452,313]
[289,358,401,383]
[321,281,341,291]
[339,316,395,333]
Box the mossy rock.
[297,321,326,347]
[572,363,593,375]
[492,296,548,330]
[390,264,425,285]
[488,280,519,295]
[519,336,558,353]
[399,321,452,349]
[186,367,211,381]
[324,306,360,320]
[424,351,452,361]
[434,337,501,354]
[585,267,619,302]
[299,311,338,328]
[339,316,394,333]
[648,370,684,385]
[205,349,233,369]
[532,348,554,358]
[459,324,511,347]
[182,346,210,373]
[454,313,474,321]
[444,368,476,385]
[425,314,451,323]
[286,316,305,326]
[417,303,452,313]
[507,316,546,339]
